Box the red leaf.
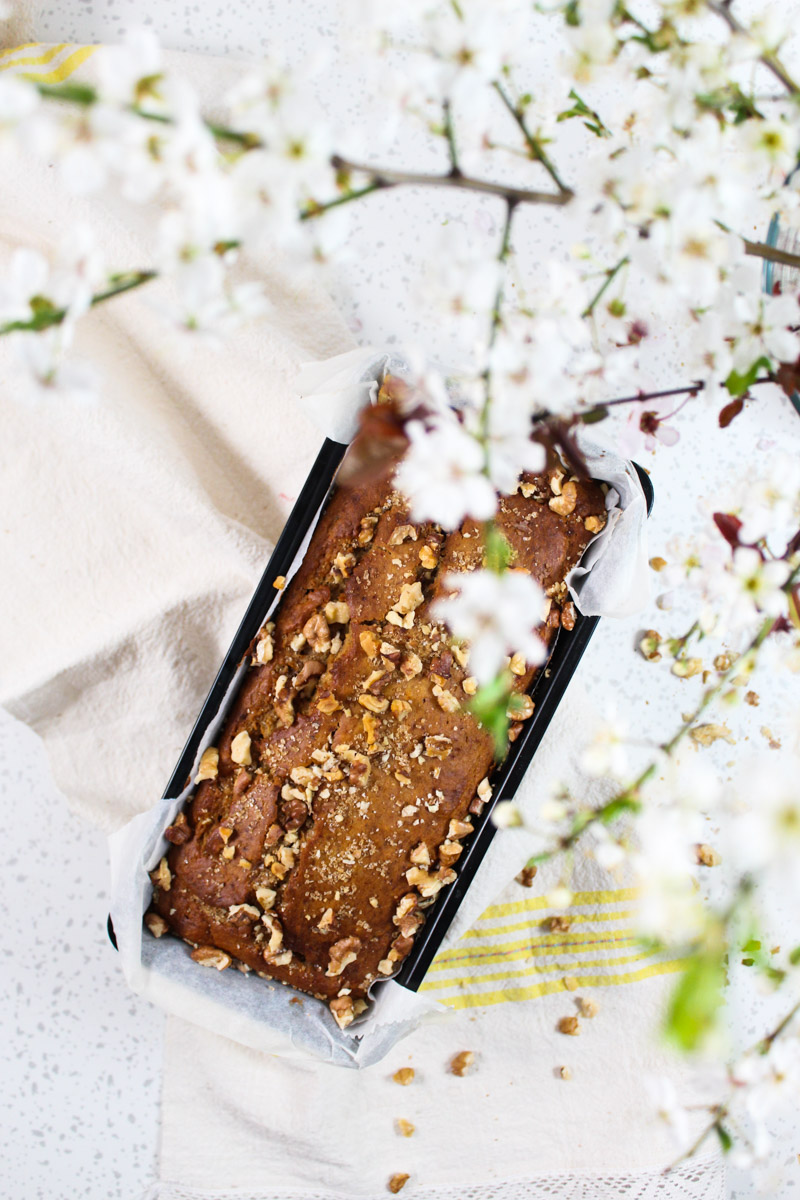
[719,397,744,428]
[713,512,743,549]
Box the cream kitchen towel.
[0,40,723,1200]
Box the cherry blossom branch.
[0,270,157,336]
[581,255,629,318]
[492,79,573,196]
[743,238,800,271]
[327,154,573,209]
[705,1,800,96]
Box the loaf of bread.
[146,434,607,1030]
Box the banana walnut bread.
[146,445,607,1030]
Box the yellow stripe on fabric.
[480,887,640,921]
[21,44,97,83]
[461,909,635,940]
[429,959,687,1011]
[0,42,39,60]
[0,43,67,70]
[421,950,665,992]
[429,928,637,971]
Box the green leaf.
[724,355,771,397]
[564,0,580,26]
[715,1124,733,1154]
[581,406,609,425]
[468,673,513,759]
[789,945,800,965]
[484,526,514,574]
[664,951,725,1052]
[742,939,761,953]
[598,795,641,824]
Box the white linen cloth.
[0,40,723,1200]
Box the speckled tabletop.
[3,2,800,1199]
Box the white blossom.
[394,414,497,528]
[433,567,548,682]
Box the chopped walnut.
[329,995,355,1030]
[388,1173,410,1194]
[508,694,534,720]
[326,936,362,977]
[261,913,284,955]
[477,778,492,804]
[396,1119,415,1138]
[448,818,474,839]
[363,712,379,746]
[359,694,389,714]
[145,912,168,938]
[410,843,432,867]
[432,684,460,713]
[559,1066,572,1080]
[563,976,579,992]
[255,886,276,911]
[191,946,231,971]
[150,856,172,891]
[419,544,438,569]
[516,865,537,888]
[424,734,452,759]
[195,746,219,783]
[389,524,418,545]
[253,628,274,664]
[549,481,577,517]
[578,997,599,1018]
[561,602,576,632]
[230,729,252,766]
[393,1067,415,1086]
[290,631,307,652]
[509,653,526,676]
[303,612,331,654]
[164,811,191,845]
[391,699,413,722]
[380,641,402,665]
[360,629,381,658]
[584,513,606,534]
[333,551,357,577]
[325,600,350,624]
[549,915,572,933]
[438,840,463,869]
[317,695,340,715]
[449,1051,475,1076]
[461,676,478,696]
[273,575,286,590]
[452,643,469,669]
[690,722,735,747]
[406,865,456,898]
[394,582,424,615]
[519,481,536,498]
[400,651,423,679]
[358,515,378,546]
[317,907,334,932]
[557,1016,580,1036]
[378,958,395,975]
[549,469,565,496]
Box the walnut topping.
[557,1016,581,1036]
[393,1067,415,1086]
[317,907,334,933]
[378,958,395,976]
[290,631,307,652]
[363,712,379,746]
[549,915,572,933]
[401,804,418,817]
[406,865,456,898]
[419,544,438,569]
[394,581,424,615]
[228,903,260,920]
[584,513,607,534]
[549,469,565,496]
[253,628,274,664]
[477,778,492,805]
[317,695,340,715]
[359,693,389,714]
[394,894,418,924]
[391,699,412,721]
[400,651,423,680]
[508,694,534,720]
[549,481,577,517]
[448,818,474,839]
[329,995,355,1029]
[325,600,350,624]
[364,668,387,691]
[409,843,432,867]
[360,629,381,658]
[326,936,362,977]
[230,729,253,766]
[561,601,576,632]
[389,524,418,545]
[438,840,463,869]
[195,746,219,783]
[269,950,294,966]
[559,1066,572,1080]
[462,676,478,696]
[394,771,412,786]
[219,826,233,844]
[145,912,168,938]
[432,684,460,713]
[578,997,599,1018]
[333,551,357,577]
[255,886,276,910]
[294,659,324,689]
[380,640,402,665]
[509,652,526,676]
[150,857,172,892]
[303,612,331,654]
[396,1119,415,1138]
[273,575,286,591]
[191,946,231,971]
[262,913,284,955]
[221,845,235,861]
[449,1050,475,1076]
[519,481,536,498]
[388,1173,410,1194]
[516,865,538,888]
[270,861,288,880]
[358,515,379,546]
[424,735,452,760]
[387,610,414,629]
[452,643,469,669]
[165,811,191,845]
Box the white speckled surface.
[3,1,800,1197]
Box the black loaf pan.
[108,438,654,994]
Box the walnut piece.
[388,1173,410,1194]
[449,1050,475,1076]
[409,843,432,867]
[509,652,526,676]
[557,1015,580,1036]
[329,995,355,1029]
[695,843,722,867]
[432,684,460,713]
[191,946,231,971]
[255,886,276,910]
[394,581,424,615]
[378,958,395,975]
[462,676,478,696]
[393,1067,415,1086]
[326,936,362,977]
[396,1118,415,1138]
[359,694,389,714]
[145,912,168,938]
[253,628,274,664]
[195,746,219,783]
[389,524,417,545]
[508,694,534,720]
[424,734,452,759]
[360,629,381,658]
[230,729,252,766]
[391,699,412,720]
[317,695,340,715]
[578,997,599,1018]
[325,600,350,624]
[584,513,606,534]
[150,856,172,891]
[549,481,577,517]
[400,651,423,679]
[419,544,438,569]
[303,612,331,654]
[516,865,538,888]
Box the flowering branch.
[0,270,157,336]
[492,79,573,196]
[705,0,800,96]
